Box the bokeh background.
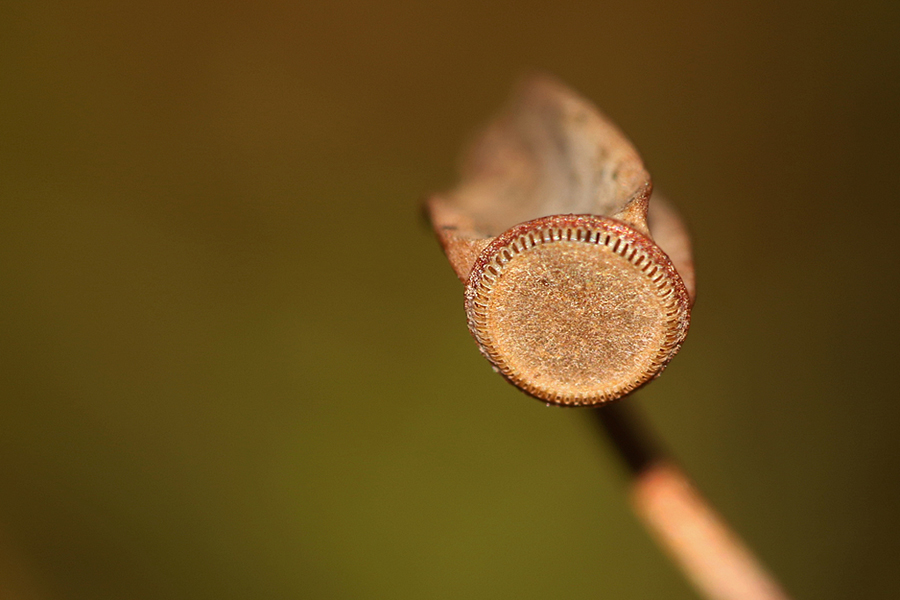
[2,0,899,598]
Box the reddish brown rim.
[464,214,692,406]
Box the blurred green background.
[2,0,899,598]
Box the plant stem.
[592,402,793,600]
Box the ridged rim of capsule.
[464,214,691,406]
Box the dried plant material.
[428,75,694,405]
[466,215,690,404]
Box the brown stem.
[592,402,793,600]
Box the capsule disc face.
[465,215,690,406]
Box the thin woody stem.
[592,402,793,600]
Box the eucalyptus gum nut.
[427,75,694,406]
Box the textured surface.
[466,216,690,405]
[431,79,693,405]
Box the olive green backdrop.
[2,1,898,598]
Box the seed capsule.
[427,75,694,405]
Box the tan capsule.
[427,75,694,406]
